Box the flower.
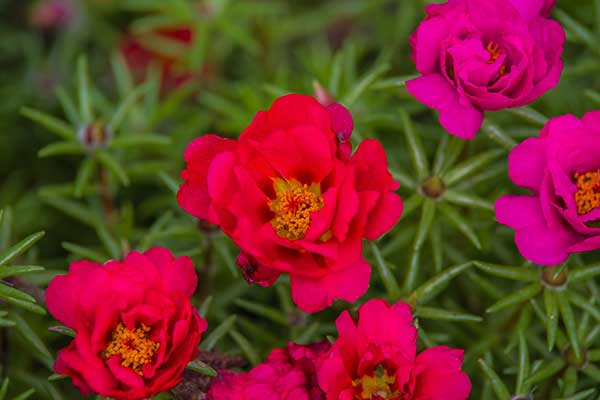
[45,248,207,400]
[406,0,564,139]
[318,299,471,400]
[177,94,403,312]
[495,112,600,265]
[207,341,330,400]
[120,26,198,91]
[29,0,75,30]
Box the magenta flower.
[207,342,329,400]
[318,299,471,400]
[406,0,564,139]
[495,112,600,266]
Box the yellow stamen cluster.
[486,41,507,76]
[103,323,159,375]
[574,170,600,215]
[269,179,324,240]
[352,366,399,400]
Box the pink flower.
[495,112,600,265]
[406,0,564,139]
[318,299,471,400]
[177,94,403,312]
[46,248,207,400]
[207,342,330,400]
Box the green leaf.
[95,222,121,259]
[0,265,45,279]
[12,389,36,400]
[186,360,217,377]
[570,262,600,283]
[473,261,539,281]
[198,296,213,318]
[0,295,46,315]
[21,107,76,140]
[48,325,76,337]
[515,331,530,395]
[0,231,45,266]
[111,52,134,98]
[438,202,481,249]
[371,74,416,90]
[390,168,416,190]
[74,157,96,198]
[581,364,600,382]
[41,195,98,227]
[400,193,423,220]
[109,135,170,148]
[13,313,53,369]
[229,329,261,366]
[62,242,107,263]
[555,8,598,50]
[55,86,80,125]
[0,283,35,303]
[414,262,472,304]
[47,374,68,382]
[437,136,465,175]
[234,298,288,325]
[78,57,93,124]
[139,211,174,250]
[399,109,429,179]
[96,151,130,186]
[342,62,390,106]
[555,388,597,400]
[416,306,482,322]
[369,242,401,300]
[403,200,436,292]
[567,291,600,321]
[481,120,517,151]
[505,106,548,126]
[444,189,494,211]
[38,142,84,158]
[544,289,559,351]
[478,359,511,400]
[486,284,541,314]
[109,85,147,132]
[0,378,8,400]
[0,319,16,328]
[557,292,581,359]
[157,171,179,195]
[444,149,503,186]
[202,315,237,351]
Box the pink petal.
[406,74,484,139]
[289,257,371,313]
[413,347,471,400]
[508,138,547,191]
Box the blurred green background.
[1,0,600,398]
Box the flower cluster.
[178,94,403,312]
[42,0,594,397]
[208,300,471,400]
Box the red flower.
[46,248,207,400]
[177,94,403,312]
[318,299,471,400]
[120,26,197,91]
[208,341,330,400]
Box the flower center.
[269,178,324,240]
[486,41,507,76]
[352,366,399,400]
[574,170,600,215]
[103,323,159,375]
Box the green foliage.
[0,0,599,399]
